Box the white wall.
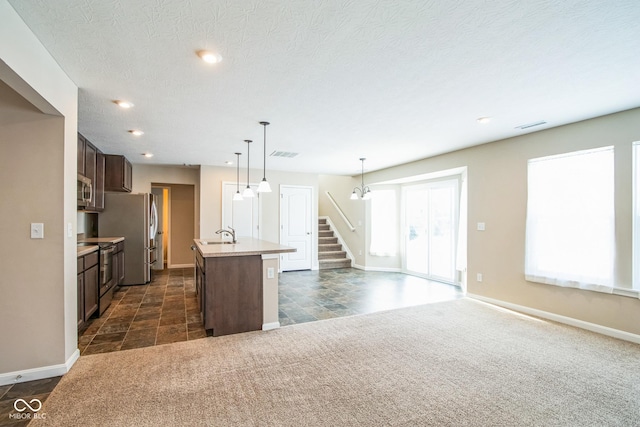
[0,0,78,384]
[200,165,319,265]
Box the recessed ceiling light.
[115,100,134,109]
[197,50,222,64]
[476,117,492,124]
[142,153,154,158]
[128,129,144,136]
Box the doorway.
[151,183,195,269]
[403,179,459,283]
[280,185,313,271]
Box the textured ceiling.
[7,0,640,175]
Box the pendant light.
[242,140,254,198]
[257,121,272,193]
[351,158,372,200]
[233,152,243,201]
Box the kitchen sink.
[199,240,235,245]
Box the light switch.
[31,223,44,239]
[267,267,275,279]
[67,223,73,238]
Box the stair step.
[319,258,352,270]
[319,243,342,252]
[318,250,347,260]
[318,224,330,231]
[318,218,327,225]
[318,230,334,238]
[319,236,338,244]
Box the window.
[525,146,615,292]
[370,189,397,256]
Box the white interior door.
[280,185,313,271]
[222,182,259,238]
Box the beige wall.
[0,0,78,383]
[364,107,640,335]
[166,184,195,266]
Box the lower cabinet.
[197,253,263,337]
[78,250,99,331]
[116,241,125,285]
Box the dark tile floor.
[0,267,461,425]
[79,268,206,355]
[0,377,60,426]
[278,268,463,325]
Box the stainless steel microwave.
[77,174,92,207]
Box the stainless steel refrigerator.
[99,193,158,285]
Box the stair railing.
[325,191,356,232]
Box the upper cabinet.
[104,154,132,193]
[77,134,86,176]
[78,133,105,211]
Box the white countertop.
[79,237,125,244]
[77,245,99,257]
[194,237,296,258]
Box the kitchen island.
[193,237,296,337]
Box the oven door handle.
[102,246,116,255]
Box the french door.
[404,179,459,283]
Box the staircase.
[318,218,352,270]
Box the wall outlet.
[476,273,483,282]
[30,223,44,239]
[477,222,486,231]
[67,222,73,238]
[267,267,275,279]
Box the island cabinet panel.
[203,255,263,336]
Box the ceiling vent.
[270,150,299,158]
[515,120,547,130]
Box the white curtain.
[455,175,468,293]
[633,142,640,293]
[525,146,615,292]
[370,189,397,256]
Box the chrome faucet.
[215,226,237,243]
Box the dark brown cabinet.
[104,154,132,192]
[197,253,262,337]
[112,241,125,286]
[78,133,105,211]
[77,134,86,176]
[78,250,99,331]
[94,152,105,210]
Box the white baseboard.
[168,264,194,269]
[262,322,280,331]
[352,263,401,273]
[467,294,640,345]
[0,349,79,386]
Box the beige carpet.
[31,299,640,426]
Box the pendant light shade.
[243,140,254,198]
[351,158,372,200]
[257,121,272,193]
[233,152,243,201]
